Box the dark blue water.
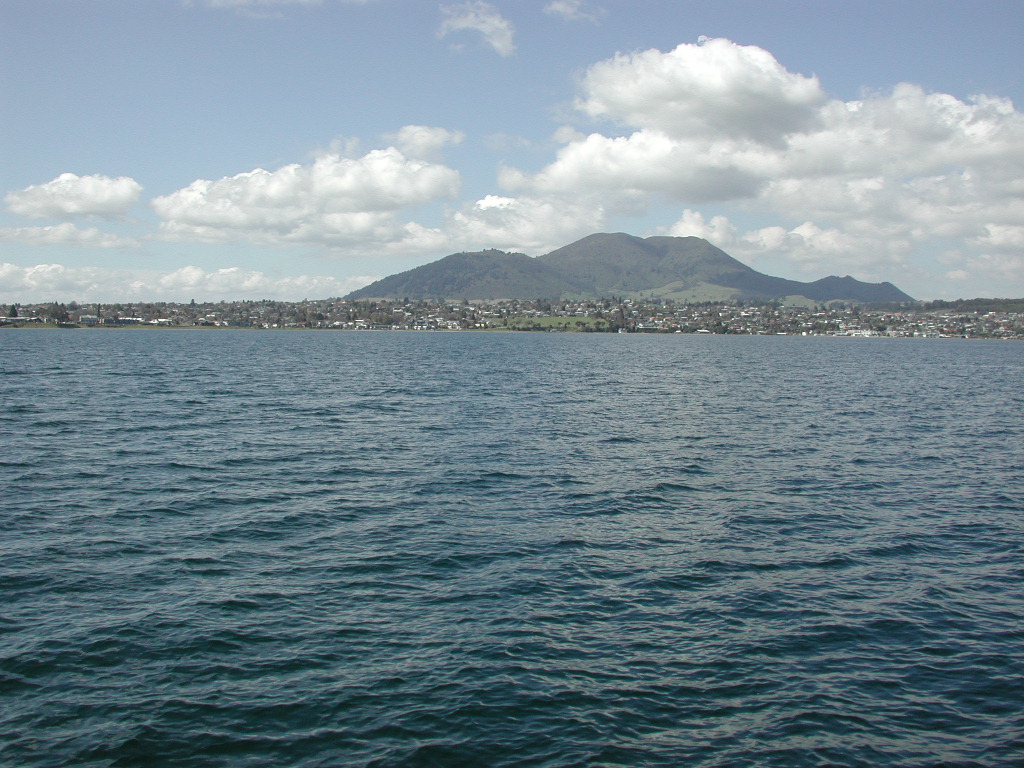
[2,330,1023,767]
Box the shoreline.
[1,322,1016,339]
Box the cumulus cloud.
[151,146,460,251]
[501,129,768,204]
[576,37,825,145]
[0,223,140,249]
[663,209,919,284]
[666,208,738,245]
[0,263,101,300]
[543,0,602,23]
[439,1,515,57]
[0,262,376,303]
[499,37,1024,292]
[741,222,912,277]
[446,193,607,254]
[5,173,142,219]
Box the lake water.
[2,330,1023,767]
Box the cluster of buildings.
[4,297,1022,338]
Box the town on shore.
[3,297,1023,339]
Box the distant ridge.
[347,233,913,303]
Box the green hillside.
[347,233,914,304]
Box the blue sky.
[2,0,1022,302]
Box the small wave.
[649,480,700,493]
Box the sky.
[2,0,1023,303]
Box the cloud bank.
[0,223,140,249]
[0,262,375,303]
[497,38,1024,288]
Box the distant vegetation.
[920,298,1024,313]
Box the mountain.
[347,233,913,303]
[347,249,567,302]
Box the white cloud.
[543,0,602,23]
[0,263,97,300]
[156,265,374,298]
[0,262,376,303]
[151,146,460,251]
[665,208,738,245]
[446,193,608,254]
[743,222,909,275]
[0,223,140,249]
[383,125,465,161]
[5,173,142,219]
[439,1,515,57]
[660,208,934,290]
[663,209,917,281]
[962,252,1024,284]
[576,37,825,145]
[501,129,768,204]
[972,224,1024,251]
[497,37,1024,293]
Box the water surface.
[2,331,1022,766]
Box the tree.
[46,303,70,323]
[8,304,17,318]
